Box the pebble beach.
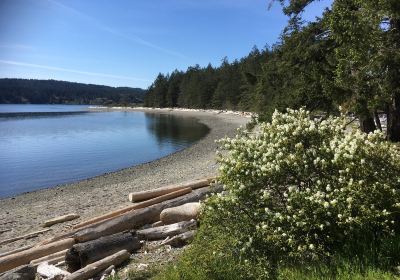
[0,108,249,254]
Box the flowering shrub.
[207,108,400,264]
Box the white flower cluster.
[211,108,400,260]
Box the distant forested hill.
[0,79,146,105]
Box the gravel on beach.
[0,109,249,254]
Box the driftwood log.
[136,220,197,241]
[0,264,35,280]
[0,245,34,258]
[37,262,70,279]
[43,214,80,227]
[128,178,213,202]
[73,185,222,243]
[64,250,130,280]
[65,232,141,272]
[0,238,75,273]
[0,228,51,246]
[94,265,115,280]
[73,188,192,230]
[30,249,67,266]
[160,202,201,225]
[161,230,196,247]
[41,188,193,245]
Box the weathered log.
[64,250,130,280]
[92,264,115,280]
[37,262,70,279]
[65,232,141,272]
[160,202,201,225]
[43,214,80,227]
[30,249,67,266]
[0,264,35,280]
[0,238,75,273]
[0,245,34,258]
[73,185,222,243]
[151,221,163,227]
[137,220,196,241]
[128,177,213,202]
[73,188,192,230]
[161,230,196,247]
[45,255,65,266]
[0,228,51,246]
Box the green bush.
[158,108,400,279]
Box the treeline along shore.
[144,0,400,143]
[0,78,146,105]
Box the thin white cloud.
[46,0,186,59]
[0,44,33,50]
[0,59,151,82]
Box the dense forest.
[0,78,146,105]
[144,0,400,142]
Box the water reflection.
[144,113,210,146]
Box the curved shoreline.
[0,109,249,253]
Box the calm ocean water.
[0,105,209,198]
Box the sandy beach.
[0,108,249,254]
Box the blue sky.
[0,0,332,89]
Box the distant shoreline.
[88,105,255,118]
[0,108,249,254]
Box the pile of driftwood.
[0,177,221,280]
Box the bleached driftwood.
[37,262,70,279]
[96,264,115,280]
[0,264,35,280]
[151,221,163,227]
[72,188,192,230]
[72,185,222,243]
[136,220,197,241]
[161,230,196,247]
[128,178,213,202]
[0,228,51,246]
[43,214,80,227]
[65,232,141,272]
[0,238,75,273]
[0,245,34,258]
[160,202,201,225]
[30,249,67,266]
[63,250,130,280]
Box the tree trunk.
[63,250,130,280]
[0,264,36,280]
[136,220,197,241]
[73,188,192,230]
[387,17,400,142]
[161,230,196,247]
[30,249,68,266]
[73,185,222,243]
[160,202,201,225]
[0,238,75,273]
[387,94,400,142]
[65,232,141,272]
[128,178,213,202]
[359,111,376,133]
[374,111,382,131]
[43,214,80,227]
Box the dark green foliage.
[144,0,400,141]
[143,21,339,120]
[0,78,146,105]
[144,73,169,108]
